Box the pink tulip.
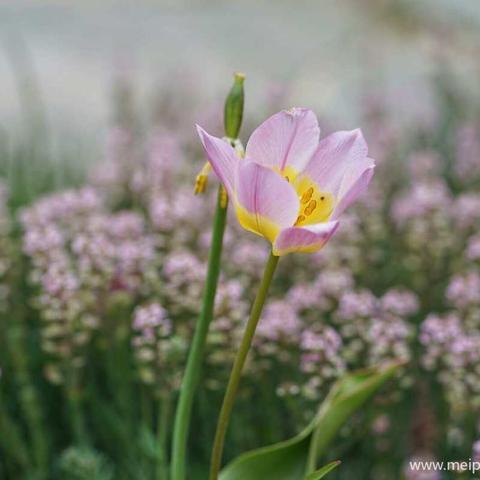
[197,108,374,255]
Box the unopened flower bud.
[224,72,245,140]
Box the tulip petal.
[246,108,319,173]
[303,129,371,192]
[234,161,300,243]
[332,159,375,218]
[301,129,374,218]
[272,221,339,256]
[196,125,237,196]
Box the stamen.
[195,174,208,194]
[295,184,331,225]
[194,162,212,194]
[220,186,228,208]
[301,187,314,204]
[304,199,317,216]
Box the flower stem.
[170,186,228,480]
[157,394,171,480]
[209,251,279,480]
[66,373,86,445]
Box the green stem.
[141,385,153,429]
[209,252,279,480]
[8,325,49,477]
[170,186,228,480]
[66,368,86,445]
[67,384,86,445]
[157,395,171,480]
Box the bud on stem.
[224,72,245,140]
[172,73,246,480]
[194,73,245,194]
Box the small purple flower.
[256,301,301,343]
[300,327,344,375]
[337,290,377,320]
[446,271,480,310]
[454,193,480,230]
[391,180,451,226]
[467,235,480,261]
[133,303,172,337]
[381,288,419,316]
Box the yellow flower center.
[278,166,334,226]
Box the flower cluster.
[421,311,480,411]
[205,280,249,390]
[249,270,416,404]
[21,188,159,384]
[131,302,182,393]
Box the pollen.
[220,185,228,208]
[293,176,334,226]
[194,162,212,194]
[304,199,317,216]
[194,174,208,194]
[301,187,314,204]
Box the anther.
[194,162,212,194]
[195,174,208,194]
[220,186,228,208]
[304,199,317,216]
[301,187,314,204]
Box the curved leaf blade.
[310,361,403,459]
[304,460,341,480]
[220,361,402,480]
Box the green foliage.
[220,362,401,480]
[57,447,114,480]
[304,461,341,480]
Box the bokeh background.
[2,0,480,145]
[1,1,480,479]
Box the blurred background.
[1,0,480,145]
[1,1,480,479]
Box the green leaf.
[306,361,404,462]
[220,361,402,480]
[304,460,341,480]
